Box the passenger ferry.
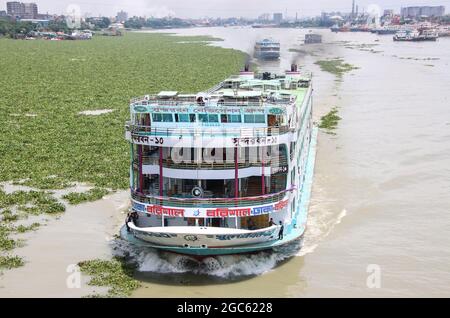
[393,28,438,42]
[254,39,281,60]
[121,64,317,256]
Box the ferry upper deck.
[125,66,312,140]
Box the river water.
[128,27,450,297]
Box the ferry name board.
[133,105,285,115]
[131,199,289,218]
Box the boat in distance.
[393,28,438,42]
[254,38,281,60]
[121,64,317,256]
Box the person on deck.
[125,213,132,232]
[131,211,139,224]
[278,221,284,240]
[248,218,256,230]
[269,218,276,227]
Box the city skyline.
[1,0,449,18]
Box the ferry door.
[268,115,278,127]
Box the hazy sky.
[3,0,449,18]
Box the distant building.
[0,10,7,17]
[273,13,283,24]
[383,9,394,17]
[6,1,21,16]
[6,2,38,19]
[116,10,128,23]
[258,13,271,21]
[22,3,37,19]
[401,6,445,18]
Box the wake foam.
[111,238,303,278]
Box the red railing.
[130,187,296,208]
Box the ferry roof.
[157,91,178,97]
[130,71,312,112]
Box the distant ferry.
[393,29,438,42]
[331,25,350,33]
[254,39,281,60]
[122,64,317,256]
[371,26,399,35]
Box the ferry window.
[198,114,208,122]
[198,114,218,123]
[254,115,265,123]
[221,114,241,123]
[177,114,196,122]
[208,114,219,123]
[245,114,266,123]
[176,114,189,122]
[152,113,162,122]
[229,115,241,123]
[162,114,173,122]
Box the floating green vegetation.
[0,190,66,215]
[289,48,307,54]
[0,255,24,270]
[78,257,141,298]
[0,224,16,251]
[15,223,40,233]
[63,187,109,205]
[1,209,19,223]
[315,58,359,78]
[0,32,245,191]
[0,32,245,272]
[319,107,341,134]
[14,176,74,190]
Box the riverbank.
[0,32,246,297]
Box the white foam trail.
[111,238,302,278]
[335,209,347,224]
[296,209,347,256]
[296,243,319,257]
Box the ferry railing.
[126,123,291,137]
[133,156,288,170]
[131,187,296,208]
[129,99,294,107]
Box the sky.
[2,0,449,18]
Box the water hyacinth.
[0,32,245,191]
[0,32,245,272]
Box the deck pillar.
[138,145,143,193]
[159,146,164,227]
[261,146,265,195]
[234,146,239,228]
